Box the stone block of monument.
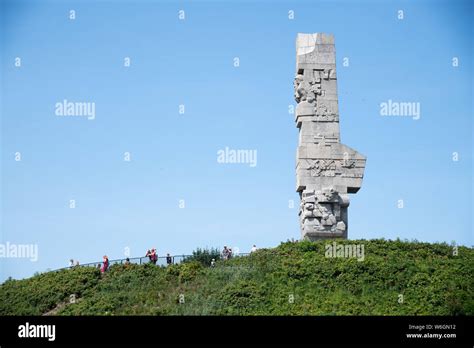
[294,33,366,240]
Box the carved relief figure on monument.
[320,204,337,227]
[315,101,337,118]
[308,159,337,177]
[294,71,322,105]
[294,74,307,103]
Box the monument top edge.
[296,33,335,55]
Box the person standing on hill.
[150,249,158,265]
[222,246,229,260]
[166,253,173,265]
[101,255,109,273]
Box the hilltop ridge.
[1,239,472,316]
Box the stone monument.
[294,33,366,240]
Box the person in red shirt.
[101,255,109,273]
[150,249,158,265]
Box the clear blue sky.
[1,0,472,281]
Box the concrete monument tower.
[294,33,366,240]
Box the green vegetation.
[182,247,221,266]
[1,239,473,315]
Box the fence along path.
[57,253,250,271]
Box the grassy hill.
[1,239,473,315]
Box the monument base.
[302,230,347,241]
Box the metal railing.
[57,253,250,272]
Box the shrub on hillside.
[0,267,101,315]
[166,261,204,283]
[183,247,221,266]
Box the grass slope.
[1,239,473,315]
